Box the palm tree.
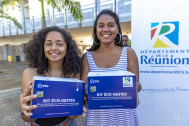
[0,10,22,29]
[40,0,46,28]
[1,0,83,30]
[0,1,22,29]
[41,0,83,28]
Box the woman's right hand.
[82,106,87,117]
[82,95,88,117]
[20,81,37,117]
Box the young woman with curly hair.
[19,26,81,126]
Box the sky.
[78,0,95,6]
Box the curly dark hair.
[24,26,81,78]
[89,9,123,51]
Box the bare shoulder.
[127,47,138,60]
[22,67,38,81]
[127,47,136,55]
[81,52,90,82]
[81,52,89,71]
[23,68,38,76]
[127,47,139,71]
[81,52,89,65]
[21,68,38,91]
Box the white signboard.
[132,0,189,126]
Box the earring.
[93,34,100,45]
[114,33,121,45]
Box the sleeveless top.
[85,47,140,126]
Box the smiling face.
[122,36,128,46]
[96,14,119,45]
[44,31,67,63]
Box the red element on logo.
[151,28,157,39]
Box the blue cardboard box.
[87,71,136,109]
[30,76,85,119]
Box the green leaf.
[0,10,22,29]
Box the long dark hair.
[88,9,123,51]
[24,26,81,78]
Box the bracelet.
[19,108,25,116]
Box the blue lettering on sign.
[141,55,189,65]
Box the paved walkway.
[0,61,84,126]
[0,61,27,92]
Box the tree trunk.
[41,0,46,28]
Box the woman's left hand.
[82,106,87,117]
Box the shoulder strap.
[86,51,94,70]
